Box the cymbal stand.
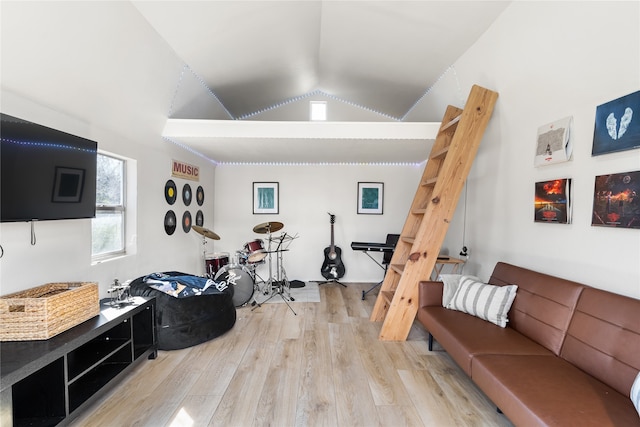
[252,232,297,315]
[200,235,209,277]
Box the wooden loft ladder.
[369,84,498,341]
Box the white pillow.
[631,371,640,416]
[446,276,518,328]
[439,274,481,307]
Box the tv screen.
[1,113,98,222]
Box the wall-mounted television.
[1,113,98,222]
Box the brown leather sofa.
[417,262,640,426]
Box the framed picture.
[592,90,640,156]
[534,178,572,224]
[253,182,279,214]
[592,170,640,229]
[52,167,85,203]
[357,182,384,214]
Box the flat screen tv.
[1,113,98,222]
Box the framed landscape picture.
[357,182,384,214]
[253,182,279,214]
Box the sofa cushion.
[416,306,552,375]
[473,354,640,427]
[446,276,517,327]
[561,287,640,397]
[489,262,585,355]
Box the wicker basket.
[0,282,100,341]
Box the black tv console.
[0,297,157,427]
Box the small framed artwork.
[357,182,384,214]
[534,178,572,224]
[592,170,640,229]
[253,182,279,214]
[52,167,85,203]
[592,90,640,156]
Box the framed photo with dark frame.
[357,182,384,214]
[253,182,279,214]
[592,90,640,156]
[52,167,85,203]
[592,170,640,229]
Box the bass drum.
[214,265,255,307]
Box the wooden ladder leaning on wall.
[370,84,499,341]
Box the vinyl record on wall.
[165,180,177,205]
[195,210,204,226]
[196,186,205,206]
[164,210,176,235]
[182,183,192,206]
[182,211,192,233]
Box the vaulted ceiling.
[132,1,510,163]
[134,1,508,121]
[1,1,510,164]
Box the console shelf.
[0,297,156,427]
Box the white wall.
[1,1,638,301]
[0,91,217,297]
[411,1,640,298]
[0,2,216,297]
[212,164,421,283]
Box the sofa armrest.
[418,281,444,308]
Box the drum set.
[192,221,298,313]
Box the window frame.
[92,152,126,261]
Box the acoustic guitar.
[321,213,346,280]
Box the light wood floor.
[69,283,514,427]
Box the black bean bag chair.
[129,271,236,350]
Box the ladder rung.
[430,146,449,160]
[401,236,415,244]
[390,264,404,274]
[421,177,438,187]
[411,208,426,215]
[439,114,462,133]
[380,291,394,305]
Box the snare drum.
[244,239,267,263]
[205,252,229,278]
[215,264,255,307]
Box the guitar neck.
[330,222,335,251]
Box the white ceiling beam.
[163,119,440,140]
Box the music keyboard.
[350,241,395,252]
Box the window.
[310,101,327,121]
[92,153,125,259]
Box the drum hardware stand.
[252,232,297,315]
[191,225,221,277]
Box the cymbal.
[192,225,220,240]
[253,221,284,234]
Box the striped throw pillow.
[446,277,518,328]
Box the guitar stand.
[318,279,346,287]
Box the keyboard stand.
[361,252,388,300]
